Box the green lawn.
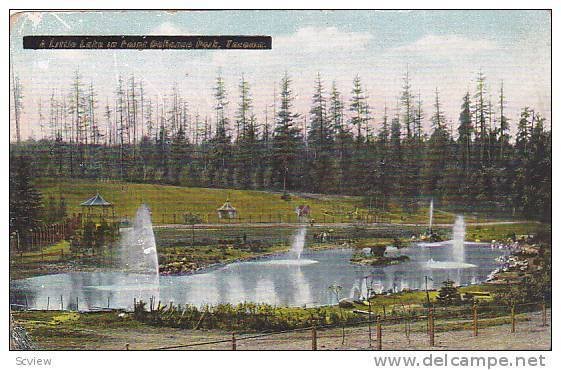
[37,178,363,224]
[36,178,496,225]
[11,240,71,263]
[466,222,548,242]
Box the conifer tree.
[458,91,473,171]
[308,73,334,193]
[9,155,43,250]
[498,82,510,161]
[425,88,450,196]
[330,81,350,193]
[11,69,23,143]
[170,121,190,185]
[235,76,257,189]
[400,70,415,139]
[271,72,301,191]
[209,73,232,188]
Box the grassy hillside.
[36,178,489,225]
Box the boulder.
[338,298,355,308]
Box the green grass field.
[36,178,493,225]
[466,222,548,242]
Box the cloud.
[210,26,373,70]
[390,34,497,57]
[274,26,373,52]
[149,21,190,35]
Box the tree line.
[10,69,551,222]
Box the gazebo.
[80,193,115,222]
[217,198,237,219]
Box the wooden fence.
[141,301,549,351]
[10,215,81,252]
[152,212,393,225]
[10,296,549,350]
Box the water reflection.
[10,244,508,310]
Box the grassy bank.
[36,177,497,225]
[11,221,545,280]
[11,291,534,350]
[466,222,548,242]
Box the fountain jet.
[119,204,159,275]
[452,215,465,264]
[428,199,434,234]
[425,215,476,269]
[254,226,317,266]
[291,226,307,260]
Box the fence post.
[60,295,64,310]
[511,304,516,333]
[542,301,547,327]
[76,297,79,311]
[46,296,50,311]
[311,326,317,350]
[405,311,411,344]
[473,301,478,337]
[368,309,372,348]
[376,316,382,350]
[232,332,237,351]
[428,308,435,346]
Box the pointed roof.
[80,193,113,207]
[217,198,236,212]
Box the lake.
[10,242,508,310]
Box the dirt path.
[24,310,549,351]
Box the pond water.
[10,243,508,310]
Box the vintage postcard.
[8,8,551,358]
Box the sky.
[9,10,551,140]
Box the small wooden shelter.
[217,198,237,219]
[80,193,114,221]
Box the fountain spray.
[428,199,434,234]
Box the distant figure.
[295,205,311,219]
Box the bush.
[131,301,361,332]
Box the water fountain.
[452,215,465,264]
[291,226,307,259]
[426,215,476,269]
[11,207,508,309]
[11,227,507,309]
[349,279,363,300]
[428,199,434,233]
[254,226,317,266]
[119,204,160,275]
[349,280,358,299]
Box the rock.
[338,298,355,308]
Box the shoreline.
[10,238,507,280]
[10,242,350,280]
[10,241,509,311]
